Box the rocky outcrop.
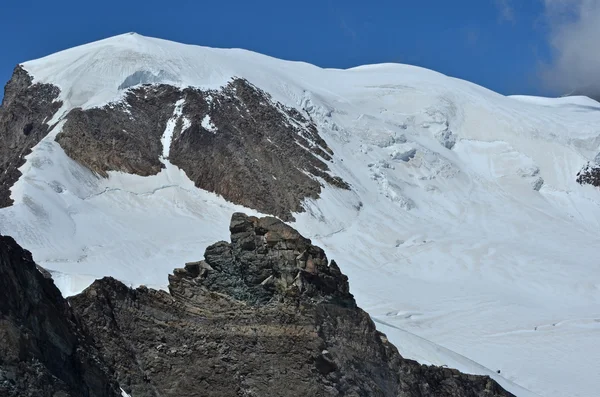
[0,66,62,207]
[0,235,120,397]
[180,212,356,307]
[68,213,514,397]
[56,84,180,178]
[576,162,600,187]
[55,79,348,220]
[169,79,349,221]
[0,214,513,396]
[1,66,348,219]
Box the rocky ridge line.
[576,161,600,187]
[68,213,514,397]
[0,66,349,220]
[0,66,62,207]
[0,234,119,397]
[55,78,349,220]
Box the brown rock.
[0,66,63,207]
[67,213,514,397]
[0,235,120,397]
[52,78,349,220]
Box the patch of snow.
[118,69,180,90]
[49,270,99,297]
[201,114,217,134]
[1,121,261,293]
[181,116,192,133]
[161,98,185,159]
[374,320,541,397]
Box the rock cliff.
[67,213,514,397]
[0,235,119,397]
[0,66,62,207]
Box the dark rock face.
[55,79,348,220]
[170,79,349,221]
[0,235,120,397]
[69,213,514,397]
[576,162,600,187]
[0,66,62,207]
[0,214,513,396]
[56,84,181,178]
[0,68,347,219]
[188,212,356,306]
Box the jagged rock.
[390,146,417,162]
[55,78,349,220]
[0,66,62,207]
[170,79,349,221]
[532,177,544,191]
[0,69,349,220]
[68,213,514,397]
[435,127,456,150]
[170,212,356,307]
[577,162,600,187]
[56,84,181,177]
[0,235,120,397]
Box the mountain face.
[0,66,62,207]
[0,213,513,397]
[55,77,347,220]
[1,33,600,396]
[0,234,119,397]
[0,67,348,221]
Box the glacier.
[1,32,600,397]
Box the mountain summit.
[1,34,600,396]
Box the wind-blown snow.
[3,33,600,397]
[161,98,185,159]
[201,114,217,133]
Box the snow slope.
[2,33,600,397]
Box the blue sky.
[0,1,580,100]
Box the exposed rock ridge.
[168,212,355,307]
[576,161,600,187]
[54,78,349,220]
[0,234,120,397]
[170,79,349,221]
[56,84,180,177]
[0,66,63,207]
[68,213,514,397]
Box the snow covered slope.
[2,33,600,397]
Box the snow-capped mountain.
[2,32,600,397]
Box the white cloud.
[541,0,600,98]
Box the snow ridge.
[4,33,600,397]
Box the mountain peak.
[2,33,600,397]
[17,33,450,111]
[168,212,356,306]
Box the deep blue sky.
[1,0,552,100]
